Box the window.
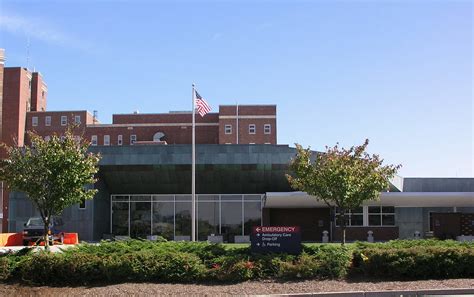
[45,116,51,126]
[264,124,271,134]
[335,207,363,226]
[225,125,232,134]
[61,116,67,126]
[104,135,110,146]
[118,135,123,146]
[91,135,98,146]
[60,135,66,141]
[369,206,395,226]
[130,134,137,144]
[248,124,256,134]
[74,115,81,125]
[32,116,38,127]
[79,200,86,209]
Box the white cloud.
[0,13,93,52]
[211,32,222,41]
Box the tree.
[286,139,401,245]
[0,129,100,248]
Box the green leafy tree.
[286,139,401,245]
[0,129,100,248]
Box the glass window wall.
[111,194,263,242]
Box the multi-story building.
[1,49,473,242]
[24,105,277,147]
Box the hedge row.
[353,246,474,279]
[0,240,472,285]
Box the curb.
[261,287,474,297]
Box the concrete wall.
[92,179,111,241]
[396,207,424,239]
[403,178,474,192]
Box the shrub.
[0,257,12,281]
[354,246,474,279]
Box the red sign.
[253,226,300,233]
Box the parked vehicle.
[22,216,65,246]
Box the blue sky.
[0,0,472,177]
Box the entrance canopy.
[264,192,474,208]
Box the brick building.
[1,49,473,242]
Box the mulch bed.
[1,278,473,296]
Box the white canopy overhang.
[264,191,474,208]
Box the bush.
[3,240,472,284]
[0,257,12,281]
[354,246,474,279]
[17,250,207,285]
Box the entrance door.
[269,208,330,242]
[432,213,461,240]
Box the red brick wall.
[1,67,31,231]
[0,50,4,142]
[113,113,219,124]
[25,111,89,143]
[460,213,474,236]
[218,105,277,144]
[22,106,276,146]
[85,124,218,145]
[30,72,47,112]
[2,67,30,148]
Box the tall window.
[248,124,256,134]
[118,135,123,146]
[61,116,67,126]
[75,115,81,125]
[79,200,86,209]
[32,116,38,127]
[264,124,271,134]
[45,116,51,126]
[91,135,98,146]
[104,135,110,146]
[130,134,137,144]
[225,124,232,134]
[369,206,395,226]
[335,207,363,226]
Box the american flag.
[195,90,211,117]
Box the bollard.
[367,230,374,242]
[322,230,329,243]
[414,231,421,239]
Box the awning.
[264,191,474,208]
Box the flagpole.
[191,83,196,242]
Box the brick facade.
[218,105,276,145]
[30,72,47,112]
[25,107,276,146]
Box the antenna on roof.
[26,36,30,70]
[93,110,98,124]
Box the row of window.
[335,206,396,227]
[91,134,136,146]
[32,115,81,127]
[224,124,271,135]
